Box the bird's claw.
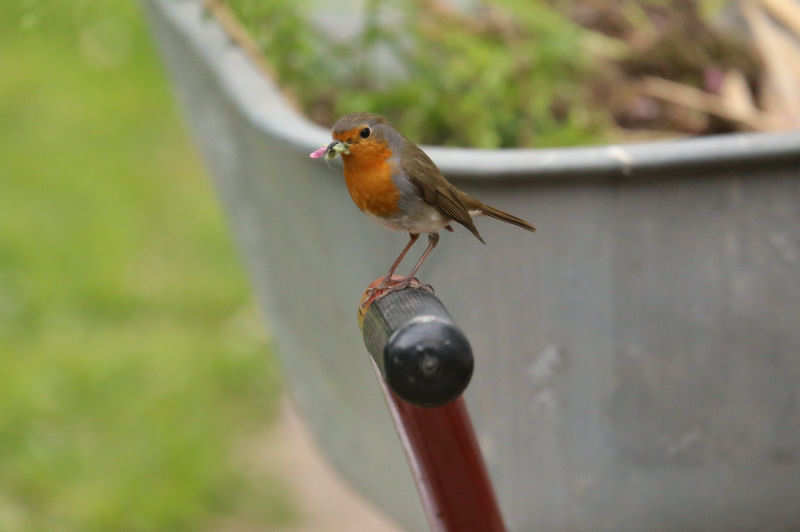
[359,277,434,312]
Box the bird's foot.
[360,276,433,312]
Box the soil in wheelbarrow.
[217,0,800,148]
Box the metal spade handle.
[361,287,474,407]
[359,285,506,532]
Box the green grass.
[0,1,292,530]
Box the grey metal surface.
[144,1,800,530]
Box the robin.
[310,112,535,300]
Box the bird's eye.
[359,127,371,138]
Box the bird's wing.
[401,143,485,243]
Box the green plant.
[227,0,610,148]
[225,0,768,145]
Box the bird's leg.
[401,232,439,285]
[378,233,439,292]
[361,233,438,309]
[383,233,419,285]
[364,233,420,301]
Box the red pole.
[360,280,507,531]
[374,361,506,532]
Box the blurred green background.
[1,1,293,530]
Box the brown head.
[330,112,393,163]
[310,113,408,217]
[310,113,405,165]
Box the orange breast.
[342,143,399,218]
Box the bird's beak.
[309,140,349,159]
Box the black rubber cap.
[383,318,474,407]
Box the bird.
[310,112,535,300]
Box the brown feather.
[460,192,536,232]
[401,143,486,243]
[400,140,535,241]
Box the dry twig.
[743,1,800,126]
[640,76,773,130]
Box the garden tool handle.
[360,286,473,407]
[359,283,506,532]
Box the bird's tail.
[477,202,536,232]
